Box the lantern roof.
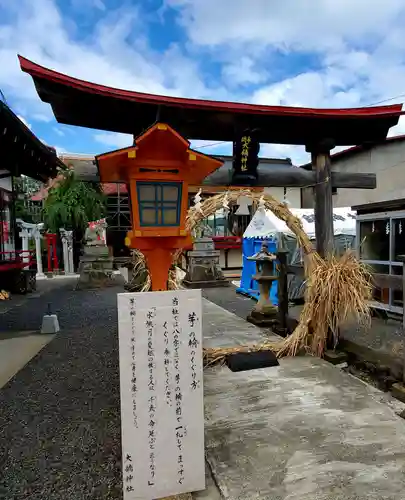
[95,122,223,184]
[19,55,403,146]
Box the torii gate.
[19,56,403,258]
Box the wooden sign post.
[117,289,205,500]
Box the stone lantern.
[247,241,278,326]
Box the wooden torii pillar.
[307,139,336,258]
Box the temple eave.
[19,55,403,146]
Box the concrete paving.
[201,296,405,500]
[0,333,55,388]
[0,277,77,389]
[202,299,278,348]
[203,357,405,500]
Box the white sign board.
[117,289,205,500]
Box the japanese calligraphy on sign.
[240,135,250,172]
[232,129,260,181]
[117,289,204,500]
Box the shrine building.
[0,99,62,292]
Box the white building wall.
[301,140,405,209]
[264,187,302,208]
[0,171,12,192]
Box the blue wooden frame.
[137,181,182,227]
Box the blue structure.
[237,236,279,306]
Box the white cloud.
[54,145,67,155]
[40,138,67,155]
[0,0,233,130]
[191,140,230,150]
[251,67,363,109]
[17,114,31,129]
[32,113,53,123]
[2,0,405,168]
[53,127,65,137]
[94,132,133,150]
[167,0,405,52]
[166,0,405,161]
[222,57,267,87]
[70,0,106,10]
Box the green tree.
[13,176,43,223]
[42,169,106,233]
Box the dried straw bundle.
[125,249,151,293]
[187,190,372,360]
[127,189,372,361]
[186,189,313,255]
[126,249,182,292]
[274,251,372,357]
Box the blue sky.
[2,0,405,165]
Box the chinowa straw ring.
[134,189,373,361]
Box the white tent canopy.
[244,207,356,239]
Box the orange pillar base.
[142,247,174,291]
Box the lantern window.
[137,181,182,227]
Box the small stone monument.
[247,241,279,327]
[76,218,115,289]
[32,223,45,279]
[41,303,60,334]
[16,219,43,289]
[183,236,229,288]
[60,228,75,275]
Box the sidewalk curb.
[339,337,403,380]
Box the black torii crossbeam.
[203,141,375,259]
[203,165,376,189]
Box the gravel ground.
[0,279,117,332]
[0,278,79,318]
[0,284,256,500]
[0,285,123,500]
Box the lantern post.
[96,123,223,291]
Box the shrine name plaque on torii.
[19,55,404,258]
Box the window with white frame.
[358,212,405,312]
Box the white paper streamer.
[193,188,203,214]
[235,195,251,215]
[222,193,230,215]
[194,188,202,204]
[258,195,266,211]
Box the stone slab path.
[204,358,405,500]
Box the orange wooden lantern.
[96,123,223,291]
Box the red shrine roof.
[19,55,403,146]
